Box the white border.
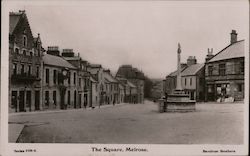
[1,1,249,156]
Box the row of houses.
[163,30,245,102]
[9,10,145,113]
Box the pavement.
[9,101,244,144]
[8,103,126,142]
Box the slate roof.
[127,81,136,88]
[43,54,76,69]
[63,56,81,61]
[181,63,204,76]
[167,67,187,77]
[103,71,118,83]
[9,13,22,34]
[208,40,245,63]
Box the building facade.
[205,30,245,102]
[42,47,79,110]
[116,65,145,103]
[9,11,43,112]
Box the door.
[26,91,31,111]
[190,91,195,100]
[11,91,18,112]
[19,91,25,112]
[78,94,82,108]
[35,91,40,110]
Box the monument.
[166,43,196,112]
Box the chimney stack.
[230,30,237,44]
[62,49,75,57]
[205,48,214,62]
[47,46,60,56]
[187,56,197,66]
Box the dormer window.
[23,35,27,47]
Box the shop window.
[238,84,243,92]
[240,62,244,74]
[45,91,49,107]
[53,91,57,106]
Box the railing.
[11,73,40,83]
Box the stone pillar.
[176,43,182,90]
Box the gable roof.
[9,12,22,34]
[181,63,204,76]
[208,40,244,63]
[103,71,118,83]
[167,66,187,77]
[43,54,76,69]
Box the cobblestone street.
[9,101,244,144]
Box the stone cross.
[176,43,182,90]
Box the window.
[23,36,27,47]
[208,65,213,76]
[240,62,244,74]
[36,66,39,78]
[74,72,76,84]
[238,84,243,92]
[28,65,31,76]
[53,70,57,84]
[53,91,57,106]
[23,50,26,56]
[190,78,192,86]
[68,72,71,85]
[219,64,226,76]
[15,48,19,54]
[79,78,81,86]
[185,78,187,86]
[46,69,49,84]
[68,90,71,105]
[13,63,17,75]
[30,51,33,56]
[45,91,49,107]
[21,64,25,75]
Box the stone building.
[181,63,205,101]
[164,63,188,94]
[87,64,106,106]
[205,30,245,102]
[42,47,78,110]
[103,70,119,105]
[62,49,91,108]
[9,11,43,112]
[116,65,145,103]
[116,76,137,103]
[164,56,205,101]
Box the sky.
[5,0,249,79]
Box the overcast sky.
[6,0,249,79]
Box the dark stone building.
[9,11,43,112]
[205,30,245,102]
[116,65,145,103]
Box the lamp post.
[58,68,69,110]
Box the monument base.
[166,90,196,112]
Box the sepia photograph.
[1,0,249,155]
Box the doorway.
[19,91,25,112]
[35,91,40,110]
